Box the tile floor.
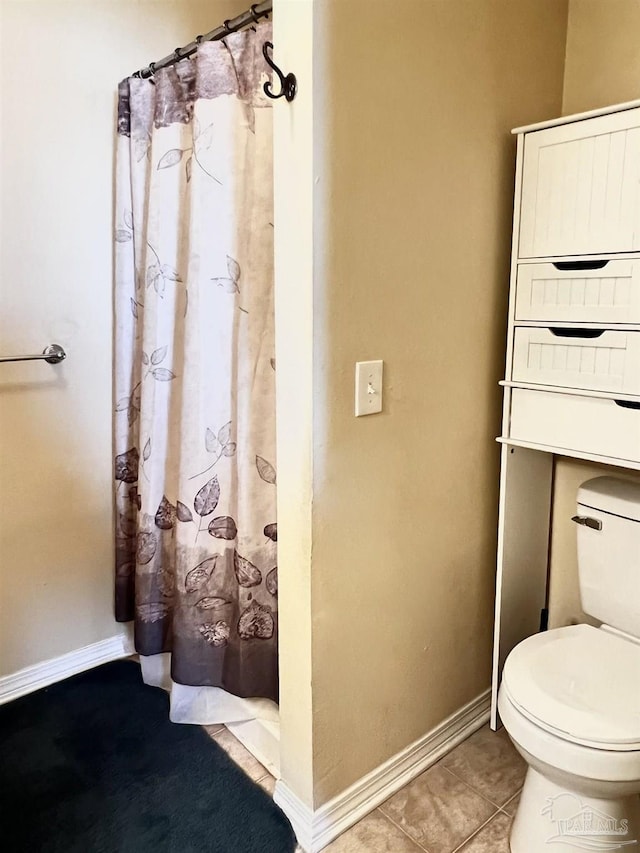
[207,721,526,852]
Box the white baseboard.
[227,717,281,779]
[274,687,491,853]
[276,782,316,851]
[0,631,135,705]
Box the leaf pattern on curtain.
[114,25,277,701]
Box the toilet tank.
[575,476,640,639]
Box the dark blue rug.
[0,660,296,853]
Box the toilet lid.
[502,624,640,750]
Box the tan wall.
[0,0,246,677]
[547,0,640,629]
[562,0,640,115]
[310,0,568,805]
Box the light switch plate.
[355,360,383,417]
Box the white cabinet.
[492,100,640,731]
[505,103,640,466]
[518,108,640,259]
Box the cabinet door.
[519,108,640,259]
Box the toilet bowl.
[498,477,640,852]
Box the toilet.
[498,476,640,852]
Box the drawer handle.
[614,400,640,410]
[552,260,609,271]
[549,328,605,338]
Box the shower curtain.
[113,24,277,724]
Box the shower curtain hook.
[250,4,262,24]
[262,42,297,102]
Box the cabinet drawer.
[509,389,640,462]
[512,328,640,394]
[518,107,640,258]
[515,260,640,323]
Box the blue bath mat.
[0,660,296,852]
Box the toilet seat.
[502,624,640,751]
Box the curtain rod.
[132,1,273,79]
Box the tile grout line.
[449,809,503,853]
[498,786,523,816]
[379,785,501,853]
[377,764,507,853]
[373,807,434,853]
[208,728,269,782]
[370,728,521,853]
[439,764,518,813]
[447,782,522,852]
[436,766,511,853]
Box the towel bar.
[0,344,66,365]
